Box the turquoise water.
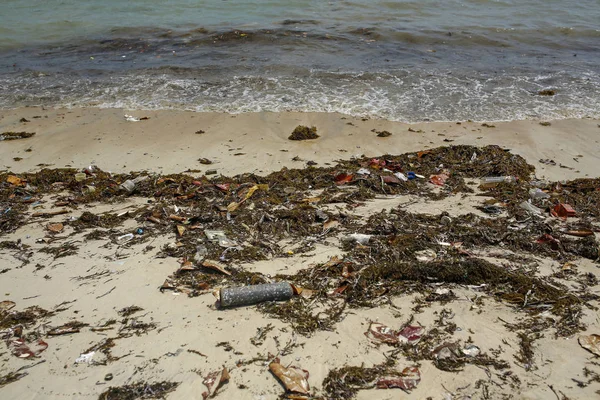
[1,0,599,121]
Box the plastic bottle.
[529,188,550,200]
[116,233,134,244]
[481,176,517,184]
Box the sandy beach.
[0,107,599,399]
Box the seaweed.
[288,125,319,140]
[0,305,54,330]
[98,381,179,400]
[0,131,36,141]
[0,371,27,388]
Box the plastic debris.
[551,203,576,218]
[578,334,600,357]
[519,201,543,216]
[480,176,517,188]
[376,367,421,391]
[202,367,230,399]
[394,172,408,181]
[74,173,87,182]
[462,344,481,357]
[219,282,293,308]
[334,173,353,185]
[430,170,450,186]
[269,358,310,395]
[75,351,95,364]
[341,233,372,245]
[365,322,424,345]
[8,338,48,359]
[529,188,550,200]
[124,114,149,122]
[116,233,134,244]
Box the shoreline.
[1,107,599,181]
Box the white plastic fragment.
[75,351,95,364]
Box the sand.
[0,107,599,399]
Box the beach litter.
[124,114,150,122]
[269,358,310,395]
[202,367,229,399]
[365,322,424,345]
[551,203,576,218]
[75,351,95,364]
[1,143,599,398]
[219,282,293,308]
[7,337,48,359]
[376,366,421,391]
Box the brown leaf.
[269,358,310,395]
[0,300,16,313]
[564,229,594,237]
[323,220,340,231]
[382,175,401,185]
[47,223,64,233]
[579,334,600,357]
[202,260,231,276]
[7,175,24,186]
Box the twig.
[96,286,116,299]
[16,359,46,372]
[548,384,561,400]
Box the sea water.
[0,0,599,121]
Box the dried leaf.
[47,223,64,233]
[0,300,16,313]
[301,197,321,204]
[564,229,594,237]
[382,175,401,185]
[579,334,600,357]
[323,220,340,231]
[176,225,186,237]
[202,260,231,276]
[7,175,24,186]
[269,358,310,395]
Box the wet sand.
[0,108,599,399]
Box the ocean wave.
[1,69,598,122]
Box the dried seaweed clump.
[98,381,179,399]
[289,125,319,141]
[0,131,36,141]
[0,305,54,330]
[0,371,27,388]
